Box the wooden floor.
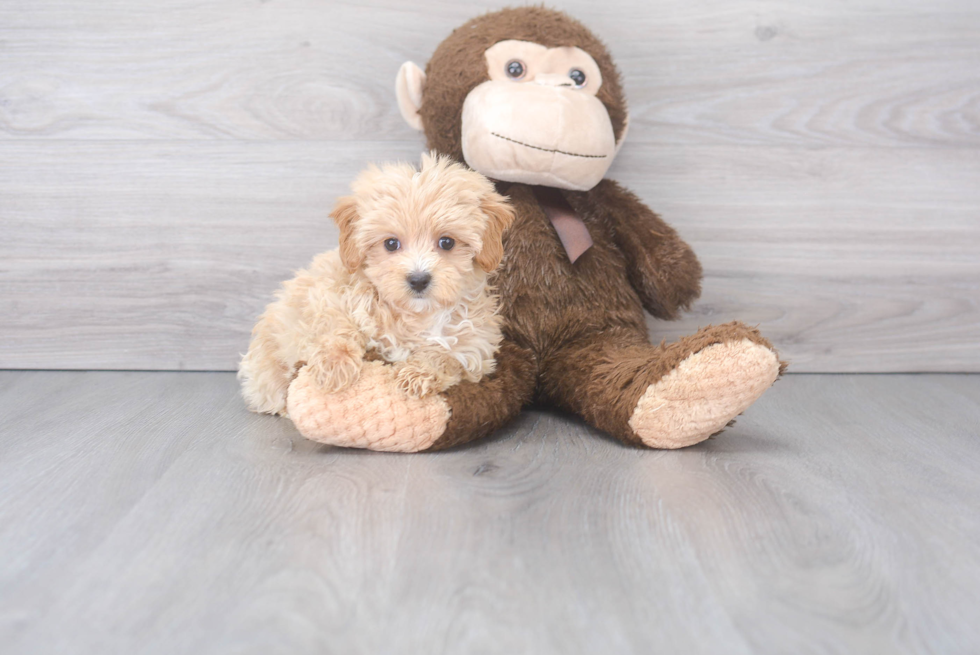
[1,372,978,653]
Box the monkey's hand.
[582,179,703,320]
[394,350,464,398]
[286,360,451,452]
[286,340,535,452]
[306,339,364,393]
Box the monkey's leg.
[539,322,784,449]
[287,340,536,452]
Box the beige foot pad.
[287,361,450,452]
[629,338,780,449]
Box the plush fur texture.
[238,154,514,415]
[283,7,784,452]
[427,184,783,449]
[421,9,784,450]
[420,7,628,163]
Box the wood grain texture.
[1,0,977,147]
[0,0,978,371]
[2,141,977,371]
[1,371,979,653]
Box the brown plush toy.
[286,7,785,452]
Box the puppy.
[238,153,515,415]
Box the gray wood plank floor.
[1,372,979,654]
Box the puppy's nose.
[407,271,431,293]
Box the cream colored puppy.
[239,154,515,415]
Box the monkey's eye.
[383,238,400,252]
[505,59,526,80]
[569,69,587,88]
[438,236,455,251]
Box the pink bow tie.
[532,187,594,264]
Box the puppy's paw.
[307,342,362,393]
[395,362,450,398]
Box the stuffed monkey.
[286,7,784,452]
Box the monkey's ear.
[474,193,516,273]
[396,61,426,131]
[330,195,364,272]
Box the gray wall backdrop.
[2,0,978,372]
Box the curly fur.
[238,154,515,415]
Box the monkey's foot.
[287,360,450,452]
[628,338,780,449]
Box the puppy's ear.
[474,192,515,272]
[330,195,363,272]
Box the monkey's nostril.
[407,272,432,293]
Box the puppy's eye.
[438,236,455,251]
[569,69,587,88]
[505,59,526,80]
[383,238,400,252]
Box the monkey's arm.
[286,338,536,452]
[585,179,703,320]
[426,340,537,450]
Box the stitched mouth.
[490,132,607,159]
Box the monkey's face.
[460,40,617,191]
[397,25,626,193]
